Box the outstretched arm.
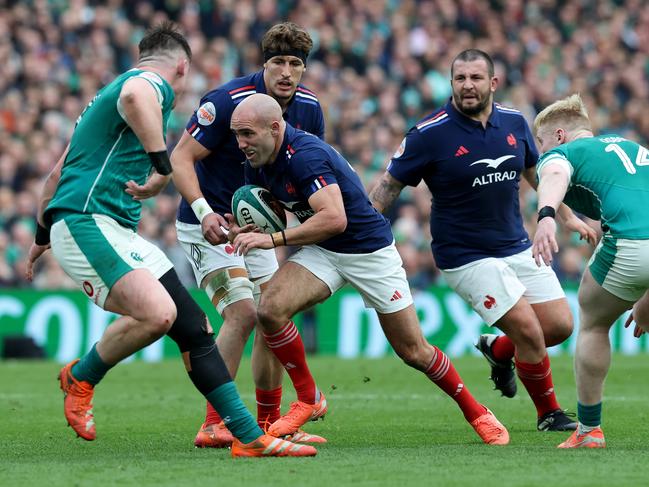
[523,166,597,247]
[531,163,571,267]
[368,172,406,214]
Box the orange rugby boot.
[558,426,606,449]
[231,434,317,458]
[469,408,510,445]
[268,393,327,437]
[283,429,327,444]
[58,359,96,441]
[194,421,235,448]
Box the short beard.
[454,95,490,117]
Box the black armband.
[35,222,50,246]
[537,206,556,222]
[148,150,172,176]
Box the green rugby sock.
[71,343,113,386]
[577,401,602,427]
[205,382,263,444]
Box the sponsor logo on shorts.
[483,295,497,309]
[130,251,144,263]
[390,290,403,302]
[225,244,235,255]
[190,244,202,269]
[82,280,94,297]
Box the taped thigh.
[205,267,254,314]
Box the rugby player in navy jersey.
[369,49,598,432]
[228,92,510,445]
[169,23,325,447]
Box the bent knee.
[222,303,257,337]
[256,303,283,329]
[543,319,573,346]
[147,305,177,337]
[508,319,546,350]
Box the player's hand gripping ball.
[231,185,287,234]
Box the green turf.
[1,355,648,487]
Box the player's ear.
[490,75,498,92]
[177,57,188,77]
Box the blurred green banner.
[0,287,645,362]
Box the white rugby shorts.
[51,213,172,309]
[175,220,279,286]
[288,242,413,314]
[440,247,565,326]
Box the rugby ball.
[231,185,287,234]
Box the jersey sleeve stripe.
[231,90,257,100]
[297,87,317,97]
[295,92,319,103]
[416,111,446,128]
[229,85,256,94]
[417,113,449,132]
[495,105,522,114]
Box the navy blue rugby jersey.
[387,99,538,269]
[177,70,325,224]
[246,124,393,254]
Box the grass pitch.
[1,354,648,487]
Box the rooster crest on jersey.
[231,185,287,234]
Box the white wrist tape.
[191,197,214,223]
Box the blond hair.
[533,94,591,137]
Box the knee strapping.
[161,269,213,352]
[159,270,231,393]
[186,344,232,395]
[204,268,254,314]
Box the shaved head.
[231,94,285,167]
[232,93,283,126]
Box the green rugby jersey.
[537,134,649,238]
[45,69,174,230]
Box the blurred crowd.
[1,0,648,290]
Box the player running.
[168,22,325,447]
[369,49,597,432]
[24,23,314,458]
[533,94,649,448]
[229,93,510,446]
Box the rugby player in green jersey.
[533,93,649,449]
[24,21,314,458]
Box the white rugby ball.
[231,185,287,234]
